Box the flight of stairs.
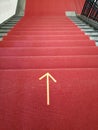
[0,16,98,130]
[69,16,98,45]
[0,16,22,41]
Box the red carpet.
[0,1,98,129]
[0,69,98,130]
[25,0,85,15]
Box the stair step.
[75,23,87,25]
[8,31,85,35]
[0,47,98,56]
[12,25,79,28]
[16,25,77,27]
[81,28,95,31]
[4,35,89,40]
[12,19,22,21]
[4,23,17,25]
[19,25,77,27]
[21,21,73,23]
[79,26,92,29]
[17,24,76,26]
[1,26,14,29]
[12,27,81,31]
[0,33,7,36]
[72,21,85,23]
[96,42,98,46]
[84,30,98,33]
[2,25,16,28]
[85,32,98,35]
[0,40,95,47]
[7,21,19,24]
[0,56,98,69]
[0,29,10,32]
[7,34,86,37]
[90,37,98,40]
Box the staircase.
[69,16,98,45]
[0,16,22,41]
[0,16,98,130]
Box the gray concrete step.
[4,23,16,26]
[81,28,96,31]
[90,37,98,40]
[85,32,98,35]
[0,33,7,36]
[75,24,88,26]
[95,42,98,46]
[1,26,14,29]
[7,21,19,24]
[79,26,93,29]
[0,29,10,32]
[69,16,98,46]
[0,16,22,40]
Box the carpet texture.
[25,0,85,15]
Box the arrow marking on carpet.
[39,72,57,106]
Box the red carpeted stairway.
[0,16,98,130]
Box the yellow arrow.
[39,72,57,106]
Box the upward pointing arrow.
[39,73,57,106]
